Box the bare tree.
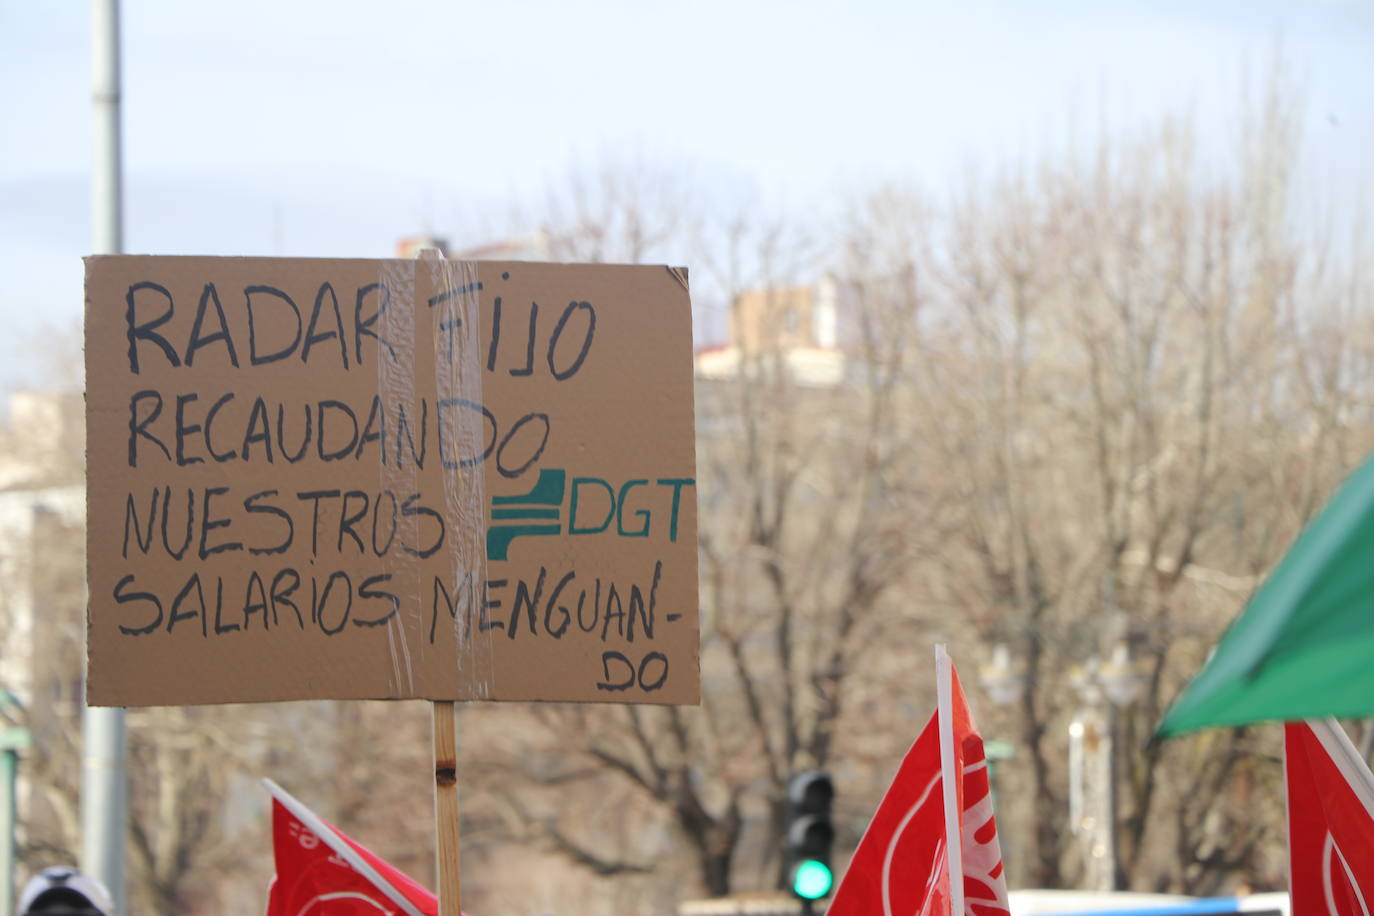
[448,189,938,905]
[882,75,1374,891]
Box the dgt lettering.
[568,476,694,542]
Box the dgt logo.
[486,469,694,561]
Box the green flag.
[1157,451,1374,737]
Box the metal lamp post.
[982,641,1145,892]
[1069,644,1145,892]
[978,645,1027,878]
[85,3,130,912]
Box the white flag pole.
[1308,718,1374,812]
[1282,725,1295,916]
[936,644,965,916]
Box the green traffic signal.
[792,858,833,899]
[786,771,835,901]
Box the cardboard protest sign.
[85,256,698,707]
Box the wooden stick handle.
[433,700,462,915]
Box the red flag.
[828,647,1010,916]
[1286,719,1374,916]
[265,779,447,916]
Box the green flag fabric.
[1157,452,1374,737]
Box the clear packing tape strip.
[378,253,494,699]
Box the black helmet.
[18,867,112,916]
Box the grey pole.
[1103,703,1118,892]
[84,1,128,912]
[1,748,14,916]
[1,716,32,916]
[91,0,123,255]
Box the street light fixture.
[979,644,1027,708]
[981,641,1146,894]
[1098,644,1148,708]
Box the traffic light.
[786,770,835,902]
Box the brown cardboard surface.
[85,256,698,706]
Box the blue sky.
[1,0,1371,390]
